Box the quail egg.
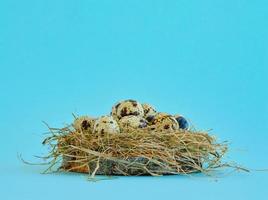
[150,112,179,132]
[111,103,119,120]
[73,116,96,133]
[93,116,120,134]
[118,115,148,132]
[111,99,144,120]
[142,103,157,118]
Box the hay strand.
[39,123,238,177]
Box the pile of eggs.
[73,99,189,134]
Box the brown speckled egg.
[150,112,179,132]
[111,100,144,120]
[142,103,157,118]
[93,116,120,134]
[118,115,148,132]
[73,116,96,133]
[111,102,120,121]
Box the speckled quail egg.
[118,115,148,132]
[150,112,179,132]
[174,115,189,130]
[111,99,144,120]
[111,102,120,120]
[142,103,157,117]
[93,116,120,134]
[73,116,96,133]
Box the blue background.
[0,0,267,199]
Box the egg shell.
[111,99,144,120]
[150,112,179,132]
[73,116,96,133]
[93,116,120,134]
[142,103,157,118]
[118,115,148,132]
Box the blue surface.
[0,0,268,199]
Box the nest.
[42,124,230,177]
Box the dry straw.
[39,122,246,178]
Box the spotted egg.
[93,116,120,134]
[73,116,96,133]
[111,102,119,121]
[118,115,148,132]
[150,112,179,132]
[111,99,144,120]
[142,103,157,118]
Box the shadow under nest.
[42,124,230,177]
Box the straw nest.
[42,125,229,177]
